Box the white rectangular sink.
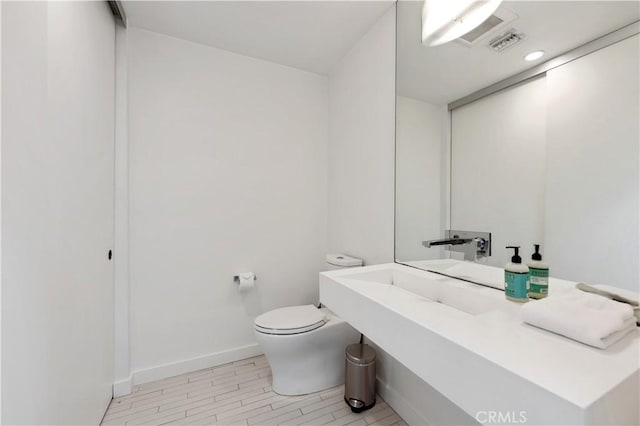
[320,261,639,425]
[406,258,505,289]
[337,267,508,316]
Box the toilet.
[254,254,363,396]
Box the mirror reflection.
[395,0,639,291]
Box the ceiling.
[122,0,395,75]
[398,0,640,105]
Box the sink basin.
[319,261,639,426]
[340,267,506,316]
[405,258,505,289]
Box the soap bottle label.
[505,271,529,301]
[529,268,549,296]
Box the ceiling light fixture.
[524,50,545,61]
[422,0,504,47]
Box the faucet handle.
[474,237,490,258]
[474,237,488,250]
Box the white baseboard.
[133,343,263,386]
[113,375,133,398]
[114,343,264,397]
[376,377,431,426]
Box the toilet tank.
[326,253,363,271]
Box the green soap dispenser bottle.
[504,246,530,303]
[528,244,549,299]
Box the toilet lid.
[254,305,327,335]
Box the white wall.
[113,23,131,396]
[0,2,3,417]
[545,35,639,290]
[328,7,395,266]
[395,96,444,262]
[328,7,475,425]
[2,2,115,423]
[451,77,548,267]
[127,28,329,380]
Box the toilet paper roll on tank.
[235,272,256,292]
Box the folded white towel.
[521,290,636,349]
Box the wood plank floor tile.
[301,413,336,426]
[287,400,345,425]
[342,419,367,426]
[186,399,243,418]
[187,383,241,400]
[299,395,343,415]
[270,394,323,413]
[132,393,189,411]
[368,413,401,426]
[246,406,302,426]
[113,390,163,405]
[127,410,186,426]
[101,355,404,426]
[103,407,160,425]
[364,407,395,425]
[163,411,216,426]
[213,405,273,425]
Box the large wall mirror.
[395,0,639,291]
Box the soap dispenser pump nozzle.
[532,244,542,261]
[506,246,522,264]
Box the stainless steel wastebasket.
[344,343,376,413]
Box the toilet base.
[255,308,360,396]
[345,396,376,413]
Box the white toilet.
[254,254,363,396]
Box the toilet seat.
[255,305,327,335]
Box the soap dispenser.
[527,244,549,299]
[504,246,530,303]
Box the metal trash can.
[344,343,376,413]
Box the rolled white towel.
[521,290,636,349]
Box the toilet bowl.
[255,305,360,395]
[254,254,363,396]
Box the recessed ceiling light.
[524,50,545,61]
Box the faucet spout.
[423,237,472,248]
[422,230,492,261]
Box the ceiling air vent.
[456,7,518,47]
[489,29,526,51]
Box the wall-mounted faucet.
[422,230,492,261]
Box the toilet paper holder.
[233,275,258,283]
